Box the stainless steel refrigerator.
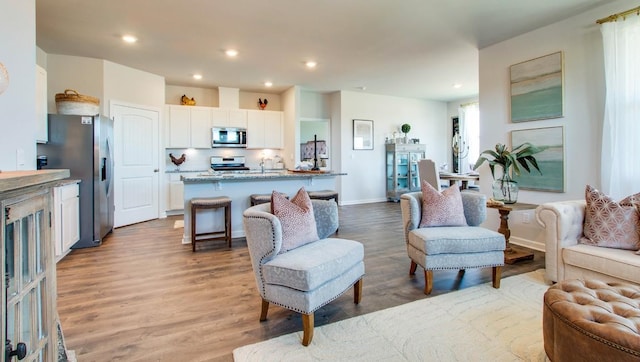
[37,114,114,248]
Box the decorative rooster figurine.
[169,153,186,167]
[258,98,268,110]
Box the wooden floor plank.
[56,201,545,361]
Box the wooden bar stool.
[307,190,339,205]
[250,192,288,206]
[190,196,232,252]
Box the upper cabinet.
[35,65,48,143]
[247,110,283,149]
[211,108,248,129]
[166,105,212,148]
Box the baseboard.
[340,197,388,206]
[510,236,545,252]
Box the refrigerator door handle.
[101,157,107,181]
[105,136,113,196]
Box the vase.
[492,177,518,204]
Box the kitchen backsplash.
[165,148,285,172]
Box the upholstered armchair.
[243,200,364,346]
[400,191,505,294]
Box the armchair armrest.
[400,192,422,243]
[535,200,586,283]
[311,200,339,239]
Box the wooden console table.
[487,202,538,264]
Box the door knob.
[153,169,159,173]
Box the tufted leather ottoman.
[543,279,640,362]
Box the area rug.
[233,269,549,361]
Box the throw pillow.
[272,187,319,253]
[580,185,640,250]
[419,180,467,228]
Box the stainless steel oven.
[212,127,247,148]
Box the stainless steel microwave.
[212,127,247,148]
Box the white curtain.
[601,15,640,199]
[458,102,479,173]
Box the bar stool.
[307,190,339,205]
[250,192,288,206]
[190,196,232,252]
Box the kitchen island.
[180,170,345,244]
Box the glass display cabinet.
[386,143,426,201]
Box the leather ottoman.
[543,279,640,361]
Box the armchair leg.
[492,266,502,289]
[353,279,363,304]
[302,313,314,346]
[409,261,418,275]
[260,299,269,321]
[424,269,433,295]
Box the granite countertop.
[165,169,210,174]
[182,170,346,183]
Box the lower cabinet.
[166,172,201,213]
[53,183,80,261]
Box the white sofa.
[536,200,640,285]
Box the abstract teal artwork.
[511,126,564,192]
[510,52,563,122]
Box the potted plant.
[401,123,411,143]
[472,142,545,203]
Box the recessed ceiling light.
[453,83,462,89]
[264,81,273,87]
[305,61,317,69]
[226,49,238,57]
[122,35,137,43]
[193,74,202,80]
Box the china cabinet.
[385,143,426,201]
[2,170,69,362]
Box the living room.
[2,0,639,361]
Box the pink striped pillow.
[419,180,467,228]
[272,187,319,253]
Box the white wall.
[478,0,637,250]
[281,86,299,169]
[46,55,104,114]
[103,61,165,118]
[166,85,218,107]
[0,0,36,171]
[337,91,447,204]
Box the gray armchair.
[400,191,505,294]
[242,200,364,346]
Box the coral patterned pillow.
[272,187,319,253]
[419,180,467,228]
[580,185,640,250]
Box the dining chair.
[418,159,442,191]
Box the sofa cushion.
[272,187,319,253]
[580,185,640,250]
[419,180,467,228]
[261,238,364,291]
[563,244,640,284]
[408,226,504,255]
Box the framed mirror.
[353,119,373,150]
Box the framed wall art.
[511,126,564,192]
[510,51,564,123]
[353,119,373,150]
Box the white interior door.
[111,102,160,227]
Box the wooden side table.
[487,202,538,264]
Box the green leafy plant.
[401,123,411,135]
[473,143,546,180]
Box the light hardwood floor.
[56,201,545,361]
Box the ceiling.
[36,0,612,102]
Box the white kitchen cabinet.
[211,108,248,128]
[167,105,212,148]
[53,182,80,260]
[247,110,283,149]
[35,65,48,143]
